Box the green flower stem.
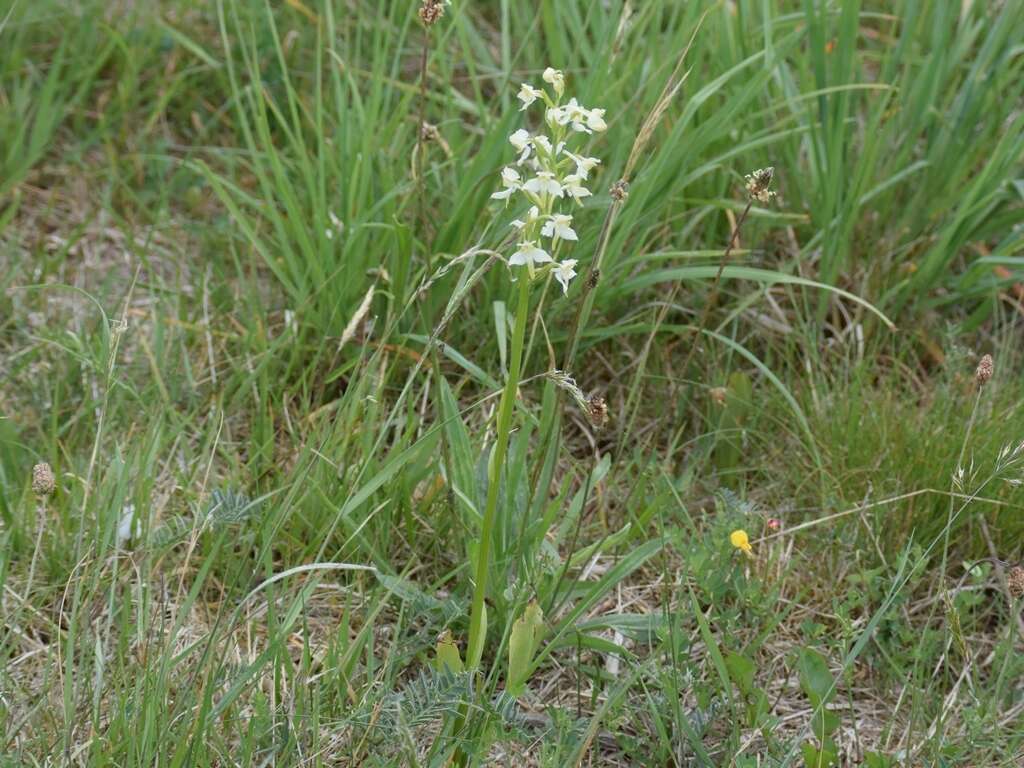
[466,273,531,669]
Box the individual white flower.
[541,213,577,241]
[563,98,590,132]
[509,240,553,269]
[546,106,566,127]
[586,107,608,132]
[562,174,591,203]
[510,205,541,231]
[491,166,522,201]
[542,67,565,96]
[509,128,530,151]
[532,134,554,156]
[509,129,532,164]
[517,83,543,110]
[553,259,578,294]
[564,151,600,180]
[523,171,563,198]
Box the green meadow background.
[1,1,1023,764]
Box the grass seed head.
[744,166,775,203]
[975,353,993,386]
[610,179,629,202]
[418,0,446,26]
[1008,565,1024,600]
[587,394,608,429]
[32,462,56,496]
[547,370,607,428]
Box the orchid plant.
[465,68,606,671]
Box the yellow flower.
[730,529,753,555]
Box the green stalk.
[466,274,531,669]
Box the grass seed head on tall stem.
[744,167,775,203]
[418,0,447,26]
[32,462,56,496]
[975,353,993,387]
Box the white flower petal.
[562,174,591,202]
[517,83,542,110]
[546,106,568,127]
[542,67,565,95]
[553,260,578,294]
[509,129,531,152]
[540,214,577,241]
[510,241,552,268]
[586,108,607,132]
[523,172,563,198]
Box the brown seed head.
[744,167,775,203]
[587,394,608,429]
[420,121,440,143]
[975,354,993,386]
[610,180,629,202]
[418,0,445,26]
[1008,565,1024,600]
[32,462,56,496]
